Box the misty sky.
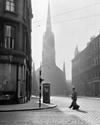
[32,0,100,80]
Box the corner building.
[72,34,100,97]
[0,0,32,104]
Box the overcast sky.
[32,0,100,80]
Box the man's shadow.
[76,109,87,113]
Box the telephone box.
[43,83,50,103]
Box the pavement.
[0,96,57,112]
[0,96,100,125]
[54,96,100,125]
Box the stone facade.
[72,34,100,97]
[0,0,32,104]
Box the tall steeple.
[39,1,67,96]
[46,0,52,31]
[42,0,56,66]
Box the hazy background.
[32,0,100,80]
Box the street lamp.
[39,64,44,108]
[39,63,50,108]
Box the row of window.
[90,36,100,50]
[73,34,100,66]
[80,54,100,69]
[90,72,100,79]
[90,55,100,66]
[73,50,100,72]
[73,54,100,76]
[2,0,29,50]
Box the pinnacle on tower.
[74,45,79,57]
[46,0,52,31]
[63,61,66,80]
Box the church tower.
[36,0,67,96]
[42,1,56,66]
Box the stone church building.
[36,1,67,96]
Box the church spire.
[42,0,56,66]
[46,0,52,31]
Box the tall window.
[5,0,16,12]
[4,25,16,49]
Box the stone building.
[0,0,32,104]
[36,1,67,96]
[72,33,100,97]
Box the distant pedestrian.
[69,87,80,110]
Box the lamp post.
[39,64,44,108]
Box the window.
[4,25,16,49]
[5,0,16,12]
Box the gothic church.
[37,1,67,95]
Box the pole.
[39,63,44,108]
[39,65,42,108]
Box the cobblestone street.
[0,96,100,125]
[52,96,100,125]
[0,108,88,125]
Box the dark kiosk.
[43,83,50,104]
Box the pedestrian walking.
[69,87,80,110]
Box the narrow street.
[0,96,100,125]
